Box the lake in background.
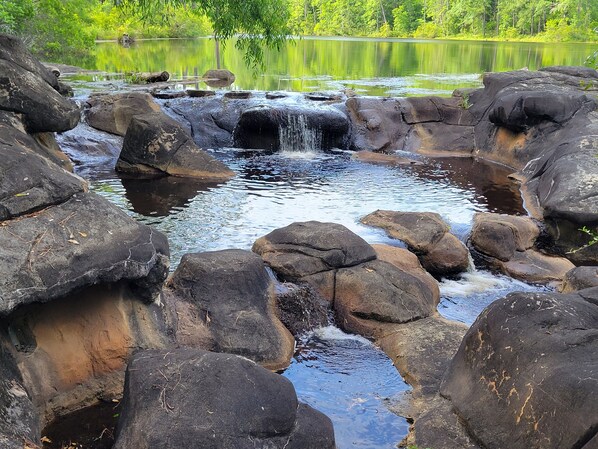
[72,37,597,96]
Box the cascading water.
[279,113,323,156]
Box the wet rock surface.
[275,282,330,336]
[114,348,336,449]
[116,112,235,180]
[441,288,598,449]
[361,210,470,276]
[166,249,294,370]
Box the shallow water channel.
[58,124,548,448]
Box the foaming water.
[438,269,550,325]
[283,326,409,449]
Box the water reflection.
[120,176,223,217]
[283,326,409,449]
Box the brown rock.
[560,266,598,293]
[501,249,576,283]
[85,92,161,136]
[420,233,471,276]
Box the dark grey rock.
[441,288,598,449]
[0,121,86,221]
[561,266,598,293]
[0,192,170,315]
[116,112,235,180]
[253,221,377,281]
[114,349,336,449]
[0,341,39,449]
[167,249,294,370]
[233,104,350,151]
[0,35,79,133]
[275,282,330,335]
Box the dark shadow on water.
[120,175,224,217]
[410,157,526,215]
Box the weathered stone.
[0,192,170,315]
[500,249,575,283]
[116,112,235,180]
[0,35,79,133]
[361,211,469,276]
[441,288,598,449]
[470,213,540,262]
[0,342,39,449]
[335,260,437,336]
[253,221,377,282]
[560,266,598,293]
[372,244,440,303]
[85,92,161,136]
[0,122,86,222]
[114,349,336,449]
[233,104,350,151]
[167,250,294,370]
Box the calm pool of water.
[65,37,597,96]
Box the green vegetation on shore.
[0,0,596,62]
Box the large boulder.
[0,34,79,133]
[0,192,170,314]
[166,249,294,370]
[361,210,470,276]
[114,349,336,449]
[335,259,438,336]
[233,104,350,151]
[116,112,235,180]
[0,120,86,221]
[253,221,376,299]
[84,92,161,136]
[0,343,39,449]
[441,288,598,449]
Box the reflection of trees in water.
[120,175,222,217]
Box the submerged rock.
[441,288,598,449]
[114,349,336,449]
[361,210,470,276]
[166,249,294,371]
[116,112,235,180]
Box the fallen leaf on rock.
[68,239,80,245]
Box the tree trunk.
[215,39,221,70]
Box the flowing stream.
[55,101,550,449]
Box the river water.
[66,37,597,96]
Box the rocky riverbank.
[1,31,597,449]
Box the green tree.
[114,0,291,67]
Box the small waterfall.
[279,114,322,155]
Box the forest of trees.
[0,0,596,61]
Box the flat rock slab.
[114,349,336,449]
[500,249,575,283]
[0,192,169,315]
[167,249,294,370]
[441,288,598,449]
